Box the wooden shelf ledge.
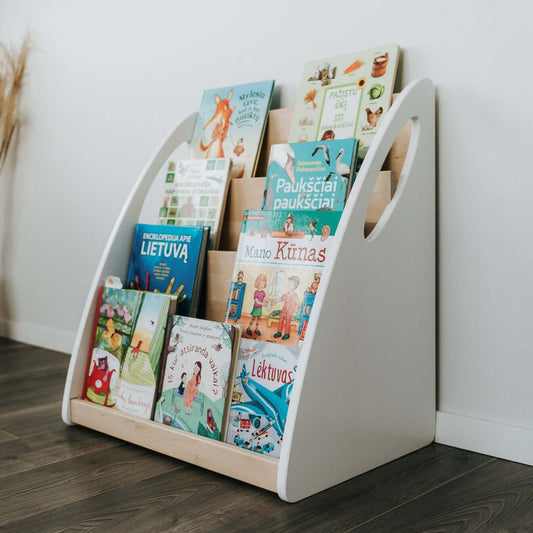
[70,398,278,492]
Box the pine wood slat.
[70,399,278,492]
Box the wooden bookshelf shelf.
[70,399,278,491]
[63,78,435,502]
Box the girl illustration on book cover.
[246,273,268,337]
[183,361,202,415]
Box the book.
[153,315,241,440]
[225,338,300,458]
[125,223,209,318]
[149,157,231,250]
[262,138,359,211]
[83,287,175,419]
[189,80,275,179]
[225,210,342,347]
[288,44,400,159]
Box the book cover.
[150,158,231,250]
[125,223,209,317]
[153,315,240,440]
[225,338,300,458]
[225,210,342,347]
[262,138,359,211]
[288,44,399,159]
[83,287,174,419]
[189,80,275,179]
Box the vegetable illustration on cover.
[154,316,239,440]
[84,288,173,419]
[263,139,359,211]
[225,210,341,347]
[289,44,399,159]
[225,338,300,458]
[190,80,275,179]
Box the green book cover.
[154,316,238,441]
[84,288,173,419]
[288,44,399,159]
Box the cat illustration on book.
[86,356,116,407]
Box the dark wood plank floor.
[1,337,532,533]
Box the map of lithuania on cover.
[153,315,239,441]
[225,210,342,347]
[225,338,300,458]
[189,80,275,179]
[288,44,399,159]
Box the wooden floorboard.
[1,337,532,532]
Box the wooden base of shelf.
[70,399,278,492]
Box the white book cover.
[140,157,231,250]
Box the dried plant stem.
[0,31,30,177]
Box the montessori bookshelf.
[62,78,435,503]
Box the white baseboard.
[436,410,533,466]
[0,318,74,354]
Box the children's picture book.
[146,157,231,250]
[83,287,175,419]
[153,315,241,441]
[189,80,275,179]
[225,210,342,347]
[288,44,399,159]
[262,138,359,211]
[125,223,209,317]
[225,338,300,458]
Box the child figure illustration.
[177,372,187,396]
[171,372,187,415]
[183,362,202,415]
[274,275,300,341]
[283,213,294,233]
[246,273,267,337]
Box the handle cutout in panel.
[364,117,413,240]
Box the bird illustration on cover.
[262,139,359,212]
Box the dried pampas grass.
[0,31,30,176]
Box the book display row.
[81,44,400,460]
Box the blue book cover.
[262,139,359,211]
[189,80,275,179]
[125,224,209,317]
[225,338,300,458]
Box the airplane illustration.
[231,364,296,439]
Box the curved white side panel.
[278,79,436,502]
[62,113,197,424]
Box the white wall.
[1,1,532,462]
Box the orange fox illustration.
[200,90,234,159]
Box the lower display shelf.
[70,398,279,492]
